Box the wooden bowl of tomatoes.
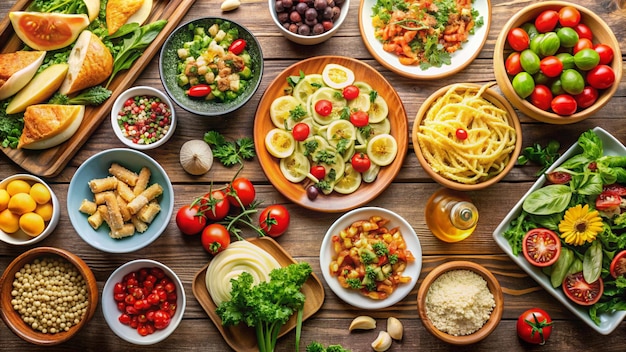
[0,247,99,345]
[493,1,622,124]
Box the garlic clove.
[387,317,403,340]
[221,0,241,12]
[371,330,392,352]
[180,139,213,175]
[349,315,376,331]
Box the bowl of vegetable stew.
[493,1,622,124]
[0,246,99,345]
[159,17,263,117]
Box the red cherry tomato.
[291,122,310,141]
[586,64,616,89]
[315,99,333,116]
[228,38,247,55]
[551,94,577,115]
[610,251,626,279]
[310,165,326,180]
[507,27,530,51]
[574,86,598,109]
[187,84,212,98]
[573,23,593,41]
[226,177,256,208]
[175,205,207,235]
[349,110,369,127]
[522,228,561,267]
[529,85,553,111]
[342,85,360,100]
[535,10,559,33]
[200,190,230,221]
[573,38,593,55]
[563,272,603,306]
[539,56,563,77]
[455,128,468,140]
[351,152,371,173]
[517,308,553,345]
[558,6,581,27]
[259,205,290,238]
[505,52,522,75]
[201,223,231,255]
[594,44,615,65]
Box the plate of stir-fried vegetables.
[359,0,491,79]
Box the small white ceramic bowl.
[269,0,350,45]
[102,259,186,345]
[319,207,422,309]
[67,148,174,253]
[0,174,60,246]
[111,86,176,150]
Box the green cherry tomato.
[533,72,550,85]
[512,72,535,98]
[529,33,545,53]
[539,32,560,57]
[560,69,585,95]
[521,22,539,39]
[550,79,565,96]
[574,48,600,71]
[556,27,579,48]
[556,52,575,70]
[520,49,541,74]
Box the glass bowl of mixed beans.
[110,86,176,150]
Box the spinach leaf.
[522,184,572,215]
[583,240,603,283]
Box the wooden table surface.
[1,0,625,350]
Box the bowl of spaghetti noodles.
[412,83,522,191]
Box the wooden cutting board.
[0,0,197,177]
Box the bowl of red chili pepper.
[111,86,177,150]
[159,17,263,117]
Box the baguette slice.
[59,30,113,95]
[18,104,85,150]
[0,50,46,100]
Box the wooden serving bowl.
[417,261,504,345]
[0,247,99,345]
[493,1,622,124]
[412,83,522,191]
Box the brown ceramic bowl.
[493,1,622,124]
[412,83,522,191]
[0,247,99,345]
[417,261,503,345]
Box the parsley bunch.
[203,131,255,167]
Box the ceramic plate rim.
[492,127,626,335]
[358,0,491,79]
[319,207,422,309]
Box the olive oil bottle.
[425,188,478,242]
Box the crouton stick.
[109,163,138,186]
[88,176,118,193]
[127,183,163,215]
[133,167,151,195]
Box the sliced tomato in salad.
[522,228,561,267]
[603,183,626,196]
[546,171,571,184]
[610,251,626,279]
[563,272,603,306]
[595,191,621,211]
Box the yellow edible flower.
[558,204,604,246]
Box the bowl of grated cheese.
[417,261,503,345]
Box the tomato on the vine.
[349,110,369,127]
[507,27,530,51]
[310,165,326,180]
[551,94,577,116]
[562,272,603,306]
[259,205,290,238]
[522,228,561,267]
[200,190,230,221]
[529,85,553,111]
[292,122,310,142]
[175,205,207,235]
[201,223,231,255]
[558,6,581,27]
[315,99,333,116]
[535,10,559,33]
[342,85,360,100]
[610,251,626,279]
[351,152,371,173]
[516,308,553,345]
[226,177,256,208]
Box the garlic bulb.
[180,140,213,175]
[221,0,240,11]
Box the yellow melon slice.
[83,0,101,22]
[6,63,69,114]
[0,50,46,101]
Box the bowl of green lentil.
[0,246,99,345]
[111,86,177,150]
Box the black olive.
[307,186,319,200]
